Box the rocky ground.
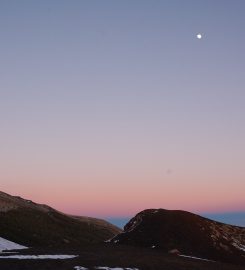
[0,243,244,270]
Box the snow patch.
[179,255,214,262]
[1,251,19,254]
[104,239,111,243]
[232,242,245,252]
[74,267,89,270]
[0,255,78,260]
[0,237,28,253]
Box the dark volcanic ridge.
[110,209,245,265]
[0,191,121,248]
[0,191,244,268]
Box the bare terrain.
[0,191,244,270]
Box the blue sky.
[0,1,245,220]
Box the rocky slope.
[0,191,121,248]
[110,209,245,265]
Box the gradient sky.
[1,0,245,218]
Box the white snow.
[1,252,19,254]
[151,245,156,248]
[179,255,214,262]
[0,237,28,252]
[239,245,245,252]
[232,242,245,252]
[0,236,78,260]
[0,255,78,260]
[74,267,89,270]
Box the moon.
[196,33,202,39]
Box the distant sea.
[106,218,130,229]
[107,212,245,229]
[202,212,245,227]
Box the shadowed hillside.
[0,191,121,248]
[110,209,245,265]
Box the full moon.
[197,33,202,39]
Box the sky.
[0,0,245,221]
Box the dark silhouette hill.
[110,209,245,265]
[0,191,121,248]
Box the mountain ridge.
[0,190,121,248]
[110,208,245,265]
